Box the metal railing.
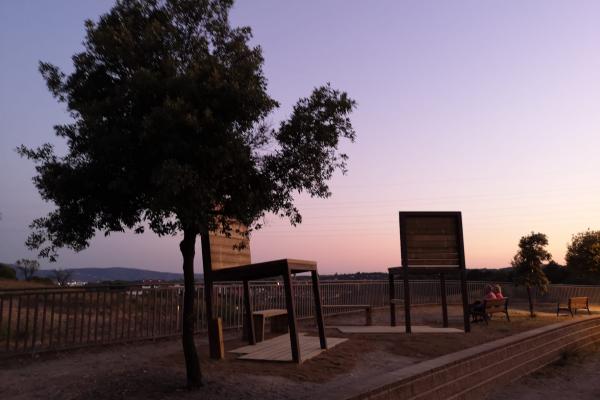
[1,280,598,357]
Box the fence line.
[1,280,598,357]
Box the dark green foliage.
[511,232,551,291]
[17,0,355,261]
[0,263,17,280]
[465,267,514,282]
[565,230,600,283]
[543,261,568,284]
[511,232,551,316]
[17,0,356,387]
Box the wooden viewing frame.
[200,230,327,363]
[389,211,471,333]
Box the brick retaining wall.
[320,316,600,400]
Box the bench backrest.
[569,297,588,309]
[484,298,508,313]
[208,223,251,271]
[400,212,465,269]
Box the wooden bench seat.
[252,309,288,342]
[323,304,373,326]
[471,298,510,324]
[557,296,591,317]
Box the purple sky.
[1,1,599,274]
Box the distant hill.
[30,267,201,283]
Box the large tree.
[565,230,600,283]
[511,232,551,317]
[18,0,356,388]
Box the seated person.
[471,285,497,316]
[493,284,504,299]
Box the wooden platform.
[230,333,347,362]
[332,325,464,334]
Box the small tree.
[0,263,17,280]
[565,230,600,283]
[52,269,73,286]
[15,259,40,281]
[511,232,551,317]
[18,0,356,387]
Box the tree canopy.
[18,0,356,387]
[511,232,551,316]
[18,0,356,261]
[511,232,551,290]
[565,230,600,283]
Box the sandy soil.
[490,344,600,400]
[0,304,586,400]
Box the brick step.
[346,318,600,400]
[442,327,600,400]
[409,326,600,399]
[452,328,600,400]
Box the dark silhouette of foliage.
[511,232,551,317]
[0,263,17,280]
[465,267,514,282]
[565,230,600,283]
[543,261,568,284]
[15,259,40,281]
[17,0,356,387]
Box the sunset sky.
[1,1,599,275]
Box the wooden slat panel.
[407,252,458,260]
[405,217,457,235]
[407,259,459,266]
[209,223,251,271]
[406,240,457,249]
[408,234,457,241]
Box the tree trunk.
[179,228,202,388]
[526,286,534,317]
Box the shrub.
[0,263,17,280]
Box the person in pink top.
[483,285,497,300]
[493,284,504,299]
[471,285,496,319]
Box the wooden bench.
[557,296,591,317]
[252,309,288,342]
[323,305,373,326]
[471,298,510,324]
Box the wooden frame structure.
[201,230,327,363]
[389,211,471,333]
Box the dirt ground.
[0,304,591,400]
[490,344,600,400]
[0,279,54,290]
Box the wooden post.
[389,271,396,327]
[311,270,327,349]
[243,280,256,345]
[32,294,39,351]
[403,267,412,334]
[460,269,471,333]
[40,294,47,346]
[6,297,12,352]
[440,273,448,328]
[283,270,300,363]
[208,318,225,360]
